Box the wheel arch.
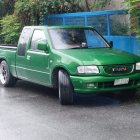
[51,66,70,89]
[0,58,11,73]
[0,59,17,87]
[0,58,6,63]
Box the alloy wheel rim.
[0,64,7,84]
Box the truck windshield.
[49,28,109,50]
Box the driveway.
[0,81,140,140]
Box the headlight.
[77,66,99,74]
[136,62,140,70]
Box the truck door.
[26,29,50,86]
[16,28,32,79]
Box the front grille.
[98,80,137,88]
[103,64,134,75]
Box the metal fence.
[45,10,140,55]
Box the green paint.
[0,26,140,94]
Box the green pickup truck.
[0,26,140,104]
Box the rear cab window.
[17,28,32,56]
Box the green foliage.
[0,0,15,17]
[0,14,21,44]
[39,0,83,24]
[0,0,83,43]
[0,1,4,16]
[111,22,129,35]
[125,0,140,37]
[90,0,111,11]
[14,0,83,25]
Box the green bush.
[0,0,83,44]
[111,22,129,35]
[90,0,111,11]
[0,14,21,44]
[125,0,140,38]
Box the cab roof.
[24,25,93,30]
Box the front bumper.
[70,73,140,94]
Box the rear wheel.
[58,70,74,105]
[0,60,16,87]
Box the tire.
[58,70,74,105]
[0,60,16,87]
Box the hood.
[58,48,138,65]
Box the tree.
[14,0,83,25]
[0,0,16,43]
[90,0,111,11]
[0,0,3,17]
[0,0,15,17]
[0,0,84,44]
[84,0,90,11]
[0,14,21,44]
[125,0,140,37]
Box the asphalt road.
[0,81,140,140]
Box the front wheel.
[58,70,74,105]
[0,60,16,87]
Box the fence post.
[85,15,88,26]
[63,17,66,25]
[107,14,111,36]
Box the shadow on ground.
[12,80,140,107]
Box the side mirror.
[36,40,49,52]
[109,41,113,48]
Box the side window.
[17,28,31,56]
[30,30,46,50]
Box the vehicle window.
[85,30,106,48]
[49,28,109,50]
[17,28,31,56]
[30,30,46,50]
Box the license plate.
[114,78,129,86]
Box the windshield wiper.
[70,46,88,49]
[70,47,80,49]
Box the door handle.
[27,55,31,60]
